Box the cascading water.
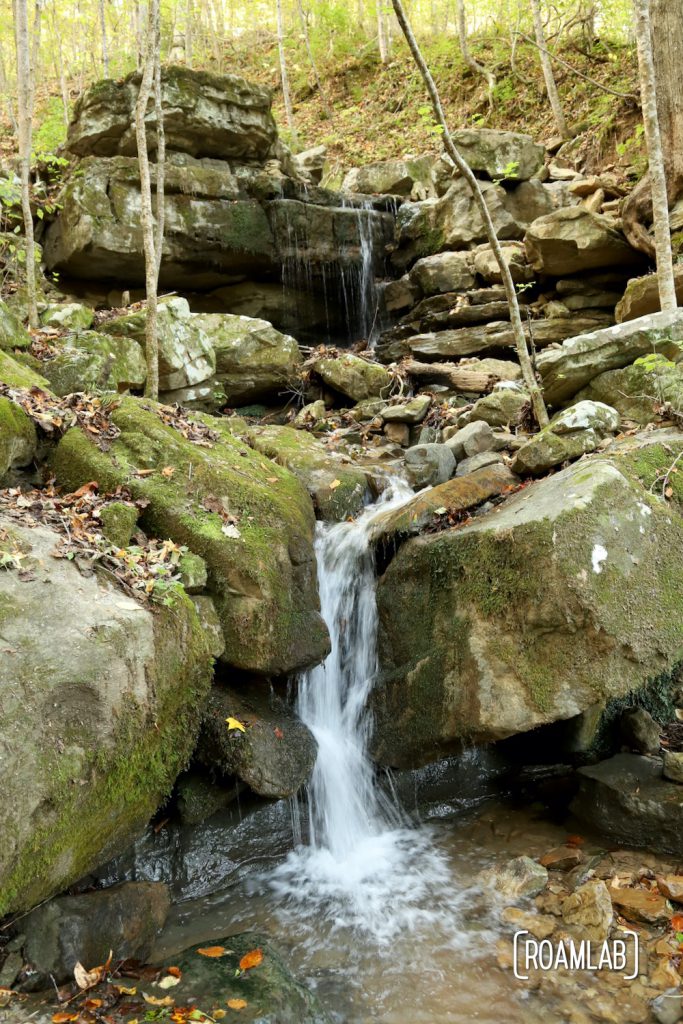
[339,197,381,347]
[269,479,471,942]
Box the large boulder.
[511,400,620,475]
[246,424,368,521]
[615,267,683,323]
[450,128,546,182]
[372,454,683,767]
[525,207,643,276]
[0,299,31,351]
[538,311,683,406]
[0,396,37,480]
[408,251,475,296]
[40,330,147,395]
[311,351,393,401]
[65,66,277,160]
[342,154,439,198]
[577,357,683,425]
[0,515,213,916]
[51,397,329,676]
[197,685,317,798]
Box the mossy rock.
[0,396,37,481]
[40,302,94,331]
[0,515,213,918]
[99,501,139,548]
[40,331,146,395]
[0,298,31,351]
[312,352,393,403]
[577,359,683,425]
[51,396,328,675]
[0,348,51,390]
[246,424,368,521]
[373,449,683,768]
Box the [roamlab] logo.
[513,930,640,981]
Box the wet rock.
[539,846,583,870]
[173,933,330,1024]
[468,385,530,428]
[383,422,410,446]
[40,330,147,395]
[480,856,548,899]
[369,464,519,542]
[247,424,368,521]
[450,128,545,182]
[561,880,613,942]
[374,458,683,766]
[66,66,277,160]
[621,707,662,755]
[444,421,497,460]
[312,352,393,402]
[190,595,225,659]
[616,267,683,323]
[474,241,535,285]
[573,755,683,858]
[20,882,170,989]
[663,751,683,784]
[525,208,643,276]
[537,311,683,406]
[656,876,683,902]
[40,302,94,331]
[381,395,431,424]
[197,685,317,799]
[176,769,242,826]
[0,513,212,917]
[501,906,557,939]
[408,251,475,296]
[455,450,504,477]
[52,397,328,676]
[651,989,683,1024]
[404,442,455,489]
[0,298,31,351]
[608,884,670,925]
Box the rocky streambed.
[2,65,683,1024]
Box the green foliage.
[417,104,444,138]
[32,98,69,167]
[616,124,647,179]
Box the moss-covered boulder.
[0,396,37,480]
[577,358,683,425]
[0,348,51,390]
[40,330,146,395]
[312,352,393,402]
[52,397,328,675]
[0,298,30,351]
[372,451,683,768]
[197,684,317,798]
[40,302,94,331]
[0,515,213,917]
[511,400,619,476]
[615,267,683,323]
[246,424,368,521]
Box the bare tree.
[185,0,193,68]
[153,51,165,280]
[276,0,297,142]
[390,0,549,428]
[377,0,389,64]
[99,0,109,77]
[12,0,39,327]
[134,0,161,399]
[632,0,676,311]
[529,0,569,139]
[455,0,495,112]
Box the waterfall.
[269,479,467,942]
[339,197,381,347]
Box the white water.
[269,479,473,944]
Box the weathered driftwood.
[403,358,498,393]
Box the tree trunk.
[455,0,495,112]
[630,0,676,310]
[50,0,69,128]
[276,0,297,142]
[134,0,160,400]
[185,0,193,68]
[99,0,109,77]
[529,0,569,139]
[12,0,39,328]
[153,55,165,281]
[0,41,18,135]
[377,1,389,64]
[390,0,549,428]
[623,0,683,260]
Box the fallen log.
[403,358,499,393]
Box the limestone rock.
[616,267,683,323]
[40,302,94,331]
[480,856,548,900]
[20,883,170,989]
[246,424,368,521]
[468,385,530,428]
[577,359,683,426]
[573,754,683,857]
[197,685,317,798]
[0,395,37,481]
[608,884,670,925]
[551,400,620,436]
[663,751,683,784]
[404,442,455,489]
[537,311,683,406]
[455,451,504,477]
[66,66,277,160]
[0,514,213,917]
[0,298,30,351]
[450,129,545,182]
[312,352,393,402]
[621,707,662,755]
[444,421,497,460]
[409,251,475,296]
[292,144,326,185]
[381,395,431,424]
[561,880,613,943]
[373,458,683,767]
[512,400,619,475]
[51,397,328,676]
[474,242,535,285]
[525,207,643,276]
[342,154,439,198]
[40,330,147,395]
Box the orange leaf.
[72,481,99,497]
[227,998,248,1010]
[274,727,284,740]
[565,834,585,848]
[672,914,683,931]
[239,948,263,971]
[196,946,228,958]
[167,967,182,978]
[52,1015,77,1023]
[143,994,174,1007]
[161,466,175,478]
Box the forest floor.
[0,30,644,188]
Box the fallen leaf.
[432,506,447,515]
[167,967,182,979]
[672,913,683,931]
[197,946,229,958]
[227,999,248,1010]
[114,985,137,996]
[239,948,263,971]
[84,998,103,1009]
[74,961,102,991]
[52,1014,77,1023]
[158,975,181,989]
[274,727,284,739]
[267,477,278,484]
[329,479,341,490]
[143,994,175,1007]
[666,486,674,498]
[225,717,246,733]
[161,466,175,478]
[565,834,585,847]
[214,1012,226,1019]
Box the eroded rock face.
[525,207,643,276]
[616,267,683,323]
[449,129,546,182]
[372,454,683,767]
[0,515,213,917]
[51,397,329,676]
